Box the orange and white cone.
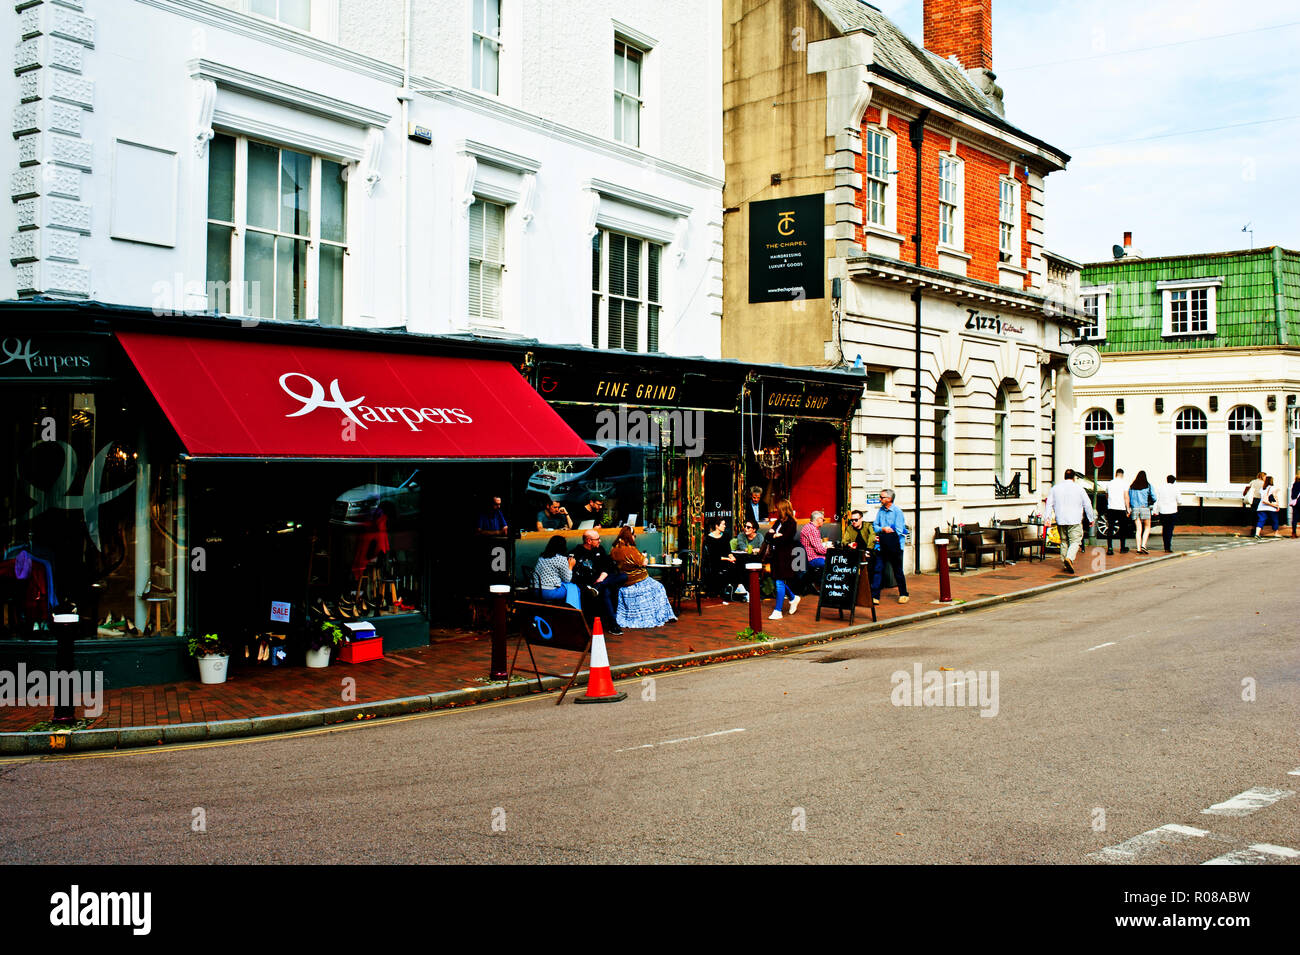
[575,618,627,704]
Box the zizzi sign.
[0,336,106,379]
[963,309,1026,337]
[279,372,474,432]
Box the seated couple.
[532,528,677,634]
[701,517,766,603]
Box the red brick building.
[723,0,1085,570]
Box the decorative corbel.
[584,188,600,240]
[519,173,537,230]
[456,153,477,217]
[673,216,690,266]
[193,79,217,158]
[360,127,383,196]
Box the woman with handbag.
[1254,476,1281,537]
[1127,471,1157,554]
[766,499,800,620]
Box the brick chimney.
[923,0,1003,116]
[924,0,993,70]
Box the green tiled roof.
[1081,247,1300,352]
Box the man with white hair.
[798,510,829,595]
[870,489,910,605]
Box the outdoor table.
[646,560,683,614]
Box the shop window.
[1227,405,1262,484]
[1082,407,1114,481]
[592,229,662,352]
[1174,406,1208,482]
[2,389,179,639]
[934,379,953,494]
[994,387,1009,480]
[472,0,501,95]
[205,132,349,325]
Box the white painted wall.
[5,0,724,356]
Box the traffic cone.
[575,618,627,704]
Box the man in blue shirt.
[871,488,910,605]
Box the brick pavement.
[0,539,1268,732]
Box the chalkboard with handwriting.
[816,549,868,623]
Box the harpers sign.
[748,194,825,304]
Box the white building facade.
[4,0,724,354]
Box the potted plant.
[306,620,344,668]
[188,632,229,685]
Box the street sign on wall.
[1068,344,1101,378]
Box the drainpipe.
[397,0,412,328]
[909,109,929,574]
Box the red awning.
[117,332,594,461]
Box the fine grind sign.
[748,194,825,304]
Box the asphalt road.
[2,539,1297,865]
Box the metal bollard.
[746,563,763,633]
[489,584,511,680]
[51,613,79,724]
[934,539,952,603]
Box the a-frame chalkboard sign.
[815,549,874,624]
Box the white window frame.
[864,125,896,232]
[993,386,1010,481]
[592,228,663,353]
[613,38,645,148]
[1158,277,1221,337]
[938,153,964,250]
[467,197,506,328]
[1079,285,1110,340]
[1227,404,1263,484]
[205,132,349,325]
[471,0,502,95]
[241,0,336,39]
[998,175,1020,265]
[1173,406,1209,483]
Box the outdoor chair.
[935,527,966,574]
[962,523,1007,568]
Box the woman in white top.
[1154,474,1179,552]
[1244,472,1265,529]
[1254,476,1281,537]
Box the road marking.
[1202,843,1300,865]
[615,727,745,753]
[1084,641,1116,652]
[1288,767,1300,776]
[1090,824,1210,863]
[1202,787,1294,817]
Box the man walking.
[1154,474,1179,553]
[1046,468,1096,575]
[870,489,910,605]
[1105,468,1130,555]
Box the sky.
[871,0,1300,263]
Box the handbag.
[1046,524,1061,546]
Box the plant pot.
[197,653,229,685]
[305,646,332,669]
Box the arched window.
[1227,405,1262,484]
[934,379,952,494]
[1174,407,1208,483]
[994,387,1009,480]
[1082,408,1115,480]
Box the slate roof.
[1080,248,1300,352]
[814,0,1068,163]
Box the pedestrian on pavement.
[766,499,800,619]
[1154,475,1179,552]
[1243,471,1265,529]
[870,489,910,605]
[1290,472,1300,538]
[1127,470,1157,554]
[1254,475,1281,537]
[1046,468,1095,575]
[1105,468,1131,555]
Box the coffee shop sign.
[964,309,1024,338]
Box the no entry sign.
[1092,442,1106,468]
